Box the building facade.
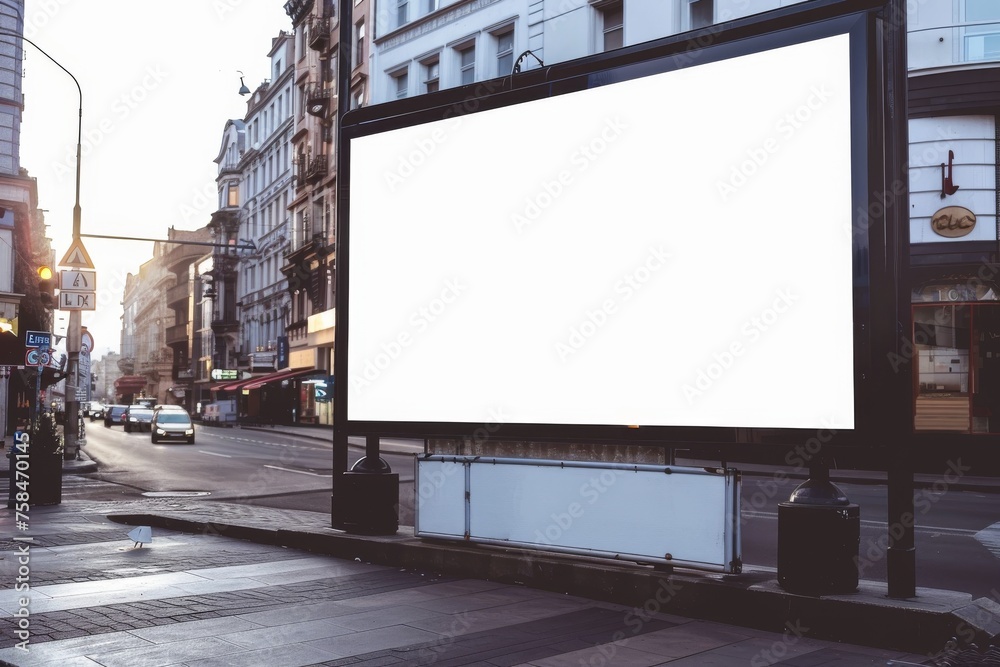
[119,244,175,403]
[280,0,370,425]
[0,1,54,440]
[91,351,121,404]
[907,0,1000,434]
[164,226,212,412]
[236,33,295,378]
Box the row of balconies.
[166,322,191,347]
[295,154,328,187]
[308,15,330,51]
[167,281,192,308]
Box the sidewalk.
[0,496,939,667]
[0,429,998,665]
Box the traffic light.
[38,265,55,308]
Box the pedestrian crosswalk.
[975,521,1000,561]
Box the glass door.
[913,304,971,432]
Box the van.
[202,399,237,424]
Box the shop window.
[912,286,1000,434]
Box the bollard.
[777,465,860,595]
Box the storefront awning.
[115,375,148,390]
[214,377,256,392]
[241,367,317,391]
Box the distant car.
[150,409,195,444]
[152,404,187,415]
[86,401,106,421]
[104,405,128,428]
[124,406,154,433]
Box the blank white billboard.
[347,32,855,430]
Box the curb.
[108,511,999,655]
[63,451,98,474]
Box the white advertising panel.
[415,456,742,572]
[348,33,855,430]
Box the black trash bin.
[777,475,860,595]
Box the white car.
[151,410,195,444]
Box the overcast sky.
[19,0,293,360]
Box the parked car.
[150,409,195,444]
[124,406,154,433]
[152,404,187,416]
[104,405,128,428]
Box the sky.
[18,0,293,360]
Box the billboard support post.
[883,0,915,600]
[330,0,397,535]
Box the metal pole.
[331,0,354,528]
[0,367,8,446]
[0,29,84,459]
[32,364,40,429]
[883,0,915,599]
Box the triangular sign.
[60,239,95,269]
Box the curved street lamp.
[0,27,85,457]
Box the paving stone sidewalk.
[0,496,941,666]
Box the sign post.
[25,331,51,429]
[60,238,95,462]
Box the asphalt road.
[78,421,418,524]
[34,422,1000,599]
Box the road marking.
[263,464,332,478]
[974,521,1000,560]
[214,434,327,451]
[742,510,979,537]
[199,451,232,458]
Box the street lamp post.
[0,29,84,457]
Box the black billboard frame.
[335,0,908,460]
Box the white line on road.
[263,465,332,478]
[199,451,232,458]
[742,511,979,537]
[974,521,1000,559]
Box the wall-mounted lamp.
[238,70,251,96]
[512,50,544,75]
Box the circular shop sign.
[931,206,976,238]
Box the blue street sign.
[25,330,51,348]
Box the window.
[495,29,514,76]
[458,44,475,85]
[351,84,365,110]
[425,0,438,13]
[354,20,365,69]
[423,58,440,93]
[392,68,409,99]
[227,184,238,207]
[599,1,623,52]
[688,0,713,30]
[965,0,1000,61]
[396,0,408,27]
